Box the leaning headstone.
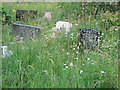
[12,23,40,40]
[79,28,102,49]
[16,9,37,21]
[43,12,53,20]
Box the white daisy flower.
[71,33,74,36]
[73,48,76,50]
[80,70,83,73]
[82,63,85,65]
[92,63,95,65]
[87,58,90,60]
[66,52,69,55]
[65,66,68,69]
[75,58,78,60]
[76,51,79,54]
[101,71,105,73]
[70,63,73,66]
[74,44,77,47]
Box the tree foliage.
[58,2,119,30]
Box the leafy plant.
[1,8,16,25]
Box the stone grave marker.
[16,9,37,21]
[43,12,53,20]
[79,28,102,49]
[12,23,40,40]
[1,45,13,58]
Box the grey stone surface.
[79,28,102,49]
[1,45,13,58]
[16,9,37,21]
[43,12,53,20]
[12,23,40,40]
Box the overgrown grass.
[1,2,118,88]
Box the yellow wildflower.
[12,10,16,12]
[77,46,79,49]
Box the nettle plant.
[1,8,16,25]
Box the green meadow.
[1,2,119,88]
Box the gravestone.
[12,23,40,40]
[1,45,13,58]
[43,12,53,20]
[79,28,102,49]
[16,9,37,21]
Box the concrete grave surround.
[12,23,40,40]
[16,9,37,21]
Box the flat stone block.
[16,9,37,21]
[12,23,40,40]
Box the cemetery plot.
[79,28,102,49]
[16,9,37,21]
[12,23,40,40]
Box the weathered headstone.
[12,24,40,40]
[1,45,13,58]
[55,21,72,34]
[43,12,53,20]
[79,28,102,49]
[16,9,37,21]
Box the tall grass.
[1,2,118,88]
